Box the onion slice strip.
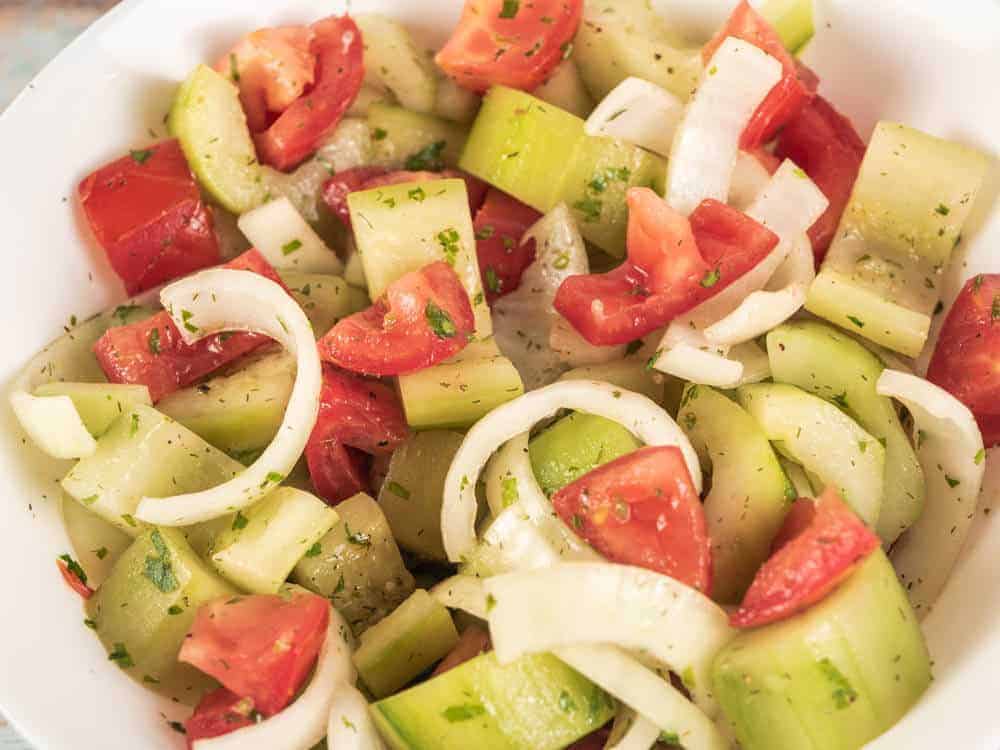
[442,381,701,562]
[194,606,355,750]
[136,269,322,526]
[9,392,96,460]
[326,684,386,750]
[584,77,684,157]
[876,370,986,617]
[605,708,661,750]
[431,575,490,619]
[665,37,782,215]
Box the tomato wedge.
[552,445,713,594]
[432,625,492,677]
[774,96,866,262]
[473,188,541,303]
[554,189,778,346]
[927,273,1000,446]
[435,0,583,93]
[93,249,287,402]
[566,728,612,750]
[179,591,330,717]
[318,261,475,376]
[78,139,220,296]
[703,0,817,149]
[305,364,410,505]
[56,555,93,600]
[255,16,364,171]
[184,687,257,747]
[730,488,880,629]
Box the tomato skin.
[552,445,713,594]
[184,687,257,747]
[927,274,1000,446]
[431,625,492,677]
[255,16,364,171]
[317,261,475,376]
[554,190,778,346]
[774,96,866,262]
[473,189,541,303]
[703,0,816,149]
[435,0,583,93]
[78,140,221,296]
[306,439,371,506]
[730,488,880,629]
[56,559,93,599]
[179,591,330,717]
[93,249,287,402]
[566,728,612,750]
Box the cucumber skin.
[713,551,931,750]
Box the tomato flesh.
[93,249,287,402]
[318,261,475,376]
[78,139,220,296]
[179,591,330,717]
[57,558,93,600]
[184,687,257,747]
[554,189,778,346]
[435,0,583,93]
[927,274,1000,446]
[552,445,713,594]
[703,0,817,149]
[255,16,364,171]
[566,728,612,750]
[730,488,880,629]
[431,625,492,677]
[774,96,866,262]
[473,188,541,303]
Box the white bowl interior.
[0,0,997,747]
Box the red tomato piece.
[552,445,713,594]
[432,625,492,677]
[93,249,287,402]
[730,488,880,629]
[774,96,866,262]
[318,261,475,376]
[184,688,257,747]
[215,26,316,133]
[566,728,612,750]
[306,439,371,506]
[179,591,330,717]
[78,140,221,296]
[554,189,778,346]
[927,274,1000,446]
[435,0,583,93]
[473,188,542,302]
[56,557,93,600]
[255,16,364,171]
[703,0,817,149]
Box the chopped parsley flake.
[560,41,574,60]
[426,301,457,339]
[167,605,184,615]
[81,494,98,506]
[486,593,497,613]
[147,327,161,354]
[261,471,284,488]
[700,268,721,288]
[552,253,570,270]
[409,187,426,202]
[405,140,446,171]
[180,309,198,333]
[625,339,644,356]
[232,510,249,531]
[847,315,865,328]
[831,391,850,410]
[475,224,495,240]
[935,203,950,216]
[793,167,807,179]
[572,197,602,222]
[438,228,461,266]
[304,542,323,558]
[499,0,519,18]
[442,704,486,722]
[344,523,372,547]
[558,691,577,713]
[83,618,98,630]
[129,149,153,165]
[281,239,303,256]
[333,573,346,594]
[144,530,179,593]
[974,274,984,292]
[94,546,108,560]
[387,481,411,500]
[818,658,857,709]
[59,554,88,585]
[108,642,134,668]
[945,474,960,488]
[229,53,240,83]
[992,295,1000,321]
[975,448,987,465]
[501,476,519,507]
[372,127,388,141]
[129,413,140,436]
[113,304,141,324]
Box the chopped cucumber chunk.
[368,103,469,169]
[280,270,370,336]
[33,383,151,438]
[533,60,595,118]
[356,15,438,114]
[758,0,815,54]
[434,75,482,124]
[559,358,668,407]
[354,589,459,698]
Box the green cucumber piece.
[377,430,465,562]
[348,176,490,336]
[533,60,595,118]
[435,76,482,124]
[459,86,667,257]
[372,651,615,750]
[356,15,437,114]
[33,383,151,438]
[737,384,884,528]
[354,589,459,698]
[397,338,524,430]
[86,527,237,697]
[368,103,469,169]
[210,487,339,594]
[281,271,371,336]
[679,384,790,603]
[559,358,668,407]
[529,412,641,496]
[61,404,242,537]
[767,321,924,543]
[168,64,267,214]
[713,550,931,750]
[758,0,815,54]
[157,352,295,461]
[292,493,415,634]
[61,492,132,587]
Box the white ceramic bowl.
[0,0,997,747]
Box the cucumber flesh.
[61,492,132,587]
[280,271,370,336]
[354,589,459,699]
[434,75,481,124]
[757,0,815,54]
[368,103,469,170]
[372,651,616,750]
[533,60,595,119]
[766,320,924,543]
[356,15,438,115]
[33,383,151,438]
[713,551,931,750]
[679,384,790,603]
[168,64,267,214]
[559,358,669,407]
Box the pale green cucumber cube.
[758,0,815,54]
[280,271,370,337]
[533,60,595,118]
[368,103,468,169]
[356,15,437,114]
[559,358,668,406]
[33,382,151,437]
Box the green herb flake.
[426,301,457,339]
[660,731,682,746]
[443,703,487,722]
[475,224,495,240]
[108,642,135,669]
[408,187,426,202]
[180,309,198,333]
[260,471,284,488]
[681,412,697,431]
[113,304,141,324]
[142,674,160,684]
[831,392,850,410]
[129,149,154,165]
[486,593,497,613]
[552,253,570,270]
[404,140,446,171]
[372,127,388,141]
[793,167,807,179]
[147,327,161,355]
[120,513,137,527]
[231,510,249,531]
[700,268,721,288]
[95,546,108,560]
[228,53,241,83]
[333,573,346,594]
[992,295,1000,321]
[281,238,303,256]
[916,429,928,449]
[847,315,865,328]
[167,605,184,615]
[708,65,719,76]
[975,448,987,465]
[625,339,644,356]
[817,657,857,709]
[437,227,461,266]
[646,349,664,371]
[588,173,608,193]
[858,440,868,453]
[304,542,323,558]
[83,618,98,630]
[58,554,88,585]
[501,476,519,507]
[935,203,951,216]
[974,274,984,292]
[558,690,577,713]
[81,493,99,506]
[167,721,186,735]
[945,474,960,488]
[560,41,574,60]
[499,0,519,18]
[607,108,628,122]
[344,522,372,547]
[143,529,179,593]
[387,481,411,500]
[129,412,141,436]
[572,197,602,223]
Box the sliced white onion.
[652,326,769,388]
[877,370,986,617]
[442,381,701,562]
[605,707,661,750]
[326,684,386,750]
[727,150,772,212]
[431,575,490,619]
[484,562,733,714]
[9,392,96,459]
[665,37,782,215]
[136,270,322,526]
[238,196,344,275]
[484,432,534,518]
[194,606,355,750]
[550,316,626,368]
[584,77,684,157]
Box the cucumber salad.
[11,1,996,749]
